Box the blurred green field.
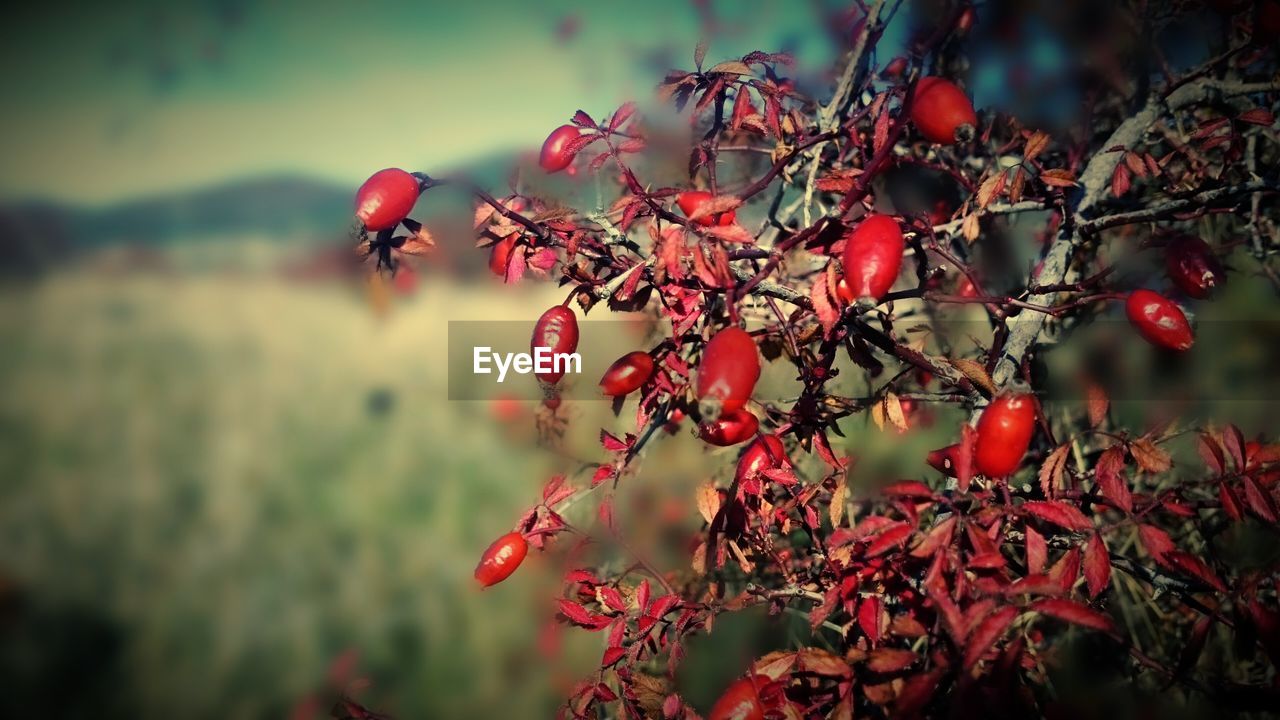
[0,263,957,719]
[0,270,598,719]
[1,253,1275,720]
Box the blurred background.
[0,1,1275,718]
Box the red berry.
[489,234,518,278]
[600,351,655,397]
[696,327,761,417]
[708,676,766,720]
[974,392,1037,477]
[676,190,737,227]
[698,408,759,446]
[910,77,978,145]
[1125,289,1194,351]
[838,213,905,302]
[531,306,580,384]
[540,124,582,173]
[1165,236,1225,299]
[474,531,528,587]
[736,435,789,482]
[354,168,421,231]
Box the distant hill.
[0,175,357,273]
[0,155,536,274]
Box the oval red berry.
[355,168,421,231]
[698,408,759,446]
[539,125,582,173]
[677,190,736,227]
[695,327,760,417]
[531,306,580,384]
[1126,289,1194,351]
[910,77,978,145]
[839,213,905,302]
[974,392,1037,478]
[599,351,655,397]
[474,531,528,587]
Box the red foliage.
[355,2,1280,717]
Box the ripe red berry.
[910,77,978,145]
[1165,236,1225,299]
[489,234,518,277]
[676,190,737,227]
[736,435,789,482]
[696,327,761,418]
[354,168,421,231]
[540,124,582,173]
[600,351,655,397]
[698,408,759,446]
[474,531,528,587]
[708,676,766,720]
[838,213,905,302]
[974,392,1037,477]
[1125,289,1194,351]
[531,306,580,384]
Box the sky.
[0,0,834,206]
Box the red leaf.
[572,109,597,128]
[1220,481,1244,521]
[1242,475,1278,523]
[882,480,935,499]
[601,646,626,667]
[968,551,1007,570]
[866,522,914,558]
[909,515,957,558]
[1032,598,1114,632]
[893,668,949,716]
[1023,500,1093,532]
[1110,162,1131,197]
[600,430,630,453]
[810,270,841,337]
[1137,524,1175,563]
[558,597,596,625]
[1237,107,1276,126]
[859,596,885,644]
[599,586,627,613]
[1095,446,1132,514]
[609,102,637,132]
[1164,551,1228,593]
[1198,433,1225,476]
[1222,425,1247,471]
[867,647,918,673]
[964,606,1020,669]
[1025,526,1047,574]
[649,594,680,619]
[592,465,616,487]
[1083,533,1111,598]
[1048,547,1081,593]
